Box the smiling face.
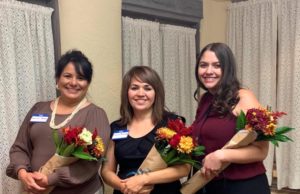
[56,62,89,103]
[128,77,155,114]
[198,50,222,94]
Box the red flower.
[179,126,193,136]
[169,134,181,148]
[168,119,185,133]
[92,129,98,140]
[63,127,83,145]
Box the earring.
[56,84,59,90]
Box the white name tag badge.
[112,129,129,140]
[30,114,49,123]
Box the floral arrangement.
[38,127,105,194]
[154,118,205,169]
[181,107,294,194]
[53,126,105,161]
[236,107,294,146]
[136,118,204,177]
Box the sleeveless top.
[111,113,182,194]
[192,92,266,180]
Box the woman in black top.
[101,66,190,194]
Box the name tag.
[112,129,129,140]
[30,114,49,123]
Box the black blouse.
[111,113,183,194]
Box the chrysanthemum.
[177,136,194,154]
[157,127,176,140]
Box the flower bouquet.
[39,126,105,194]
[137,118,205,175]
[180,107,294,194]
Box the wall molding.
[122,0,203,27]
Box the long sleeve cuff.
[6,164,31,179]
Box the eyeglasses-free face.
[198,50,222,94]
[128,77,155,114]
[56,62,89,103]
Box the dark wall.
[122,0,203,53]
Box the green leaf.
[271,139,279,147]
[193,146,205,156]
[62,143,75,157]
[275,127,294,135]
[72,151,97,161]
[52,129,62,152]
[162,149,177,163]
[236,110,246,131]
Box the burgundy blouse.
[192,92,266,180]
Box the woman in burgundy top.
[192,43,270,194]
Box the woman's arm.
[221,89,269,162]
[101,140,126,192]
[202,89,269,177]
[6,104,37,179]
[122,164,191,193]
[6,103,48,192]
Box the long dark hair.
[119,66,166,125]
[194,43,241,115]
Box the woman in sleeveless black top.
[101,66,190,194]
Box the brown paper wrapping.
[180,130,257,194]
[138,145,168,172]
[22,154,78,194]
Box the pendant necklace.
[49,97,87,129]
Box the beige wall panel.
[200,0,230,49]
[59,0,122,122]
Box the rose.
[78,128,93,145]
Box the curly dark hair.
[194,43,241,116]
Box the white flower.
[79,128,93,145]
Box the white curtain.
[227,0,278,184]
[0,1,56,194]
[276,0,300,189]
[122,17,197,124]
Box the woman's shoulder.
[110,119,125,130]
[30,101,51,112]
[238,88,255,97]
[85,103,108,115]
[238,89,259,105]
[234,89,260,115]
[162,112,186,123]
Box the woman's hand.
[18,169,46,194]
[201,149,225,179]
[32,172,48,187]
[121,174,150,194]
[137,185,153,194]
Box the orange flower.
[177,136,194,154]
[157,127,176,140]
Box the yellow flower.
[177,136,194,154]
[264,123,276,136]
[95,137,105,154]
[157,127,176,139]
